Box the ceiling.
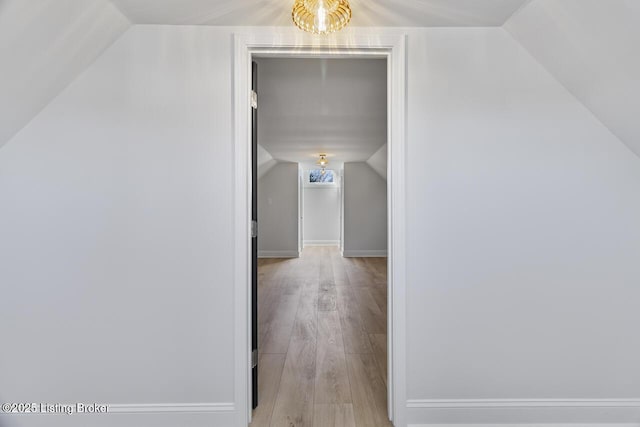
[2,0,639,162]
[108,0,531,27]
[256,58,387,168]
[505,0,640,158]
[0,0,129,148]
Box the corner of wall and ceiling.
[106,0,136,24]
[502,0,537,27]
[501,0,640,161]
[0,0,133,151]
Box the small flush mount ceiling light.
[292,0,352,35]
[317,154,329,167]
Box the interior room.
[253,57,389,426]
[1,1,639,427]
[256,57,387,258]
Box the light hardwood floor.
[251,247,390,427]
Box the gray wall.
[258,162,299,257]
[343,162,388,256]
[1,24,640,427]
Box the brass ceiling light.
[292,0,352,35]
[317,154,329,167]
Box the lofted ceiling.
[0,0,130,148]
[505,0,640,158]
[256,58,387,169]
[1,0,639,162]
[108,0,530,27]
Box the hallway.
[251,247,390,427]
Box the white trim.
[406,399,640,409]
[407,399,640,427]
[409,424,640,427]
[107,403,235,414]
[304,240,340,247]
[388,31,408,427]
[406,399,640,426]
[233,28,407,427]
[342,249,388,257]
[304,183,339,189]
[258,250,300,258]
[232,32,251,427]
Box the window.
[309,169,335,183]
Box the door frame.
[232,29,407,427]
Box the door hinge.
[252,349,258,368]
[251,220,258,238]
[251,90,258,109]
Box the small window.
[309,169,335,183]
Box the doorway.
[252,56,389,427]
[233,31,407,427]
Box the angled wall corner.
[257,144,278,179]
[366,143,388,180]
[504,0,640,159]
[0,0,131,149]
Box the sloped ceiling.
[505,0,640,158]
[109,0,529,27]
[256,57,387,170]
[3,0,639,163]
[0,0,130,148]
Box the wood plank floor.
[251,247,390,427]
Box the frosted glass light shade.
[317,154,329,166]
[292,0,352,35]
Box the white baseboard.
[258,250,299,258]
[407,399,640,409]
[410,424,640,427]
[304,240,340,247]
[406,399,640,426]
[342,249,388,257]
[107,403,235,413]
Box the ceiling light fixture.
[292,0,352,35]
[317,154,329,167]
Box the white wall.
[404,27,640,425]
[0,0,130,148]
[343,162,387,256]
[505,0,640,158]
[0,25,236,427]
[1,23,640,427]
[258,162,299,257]
[303,179,341,246]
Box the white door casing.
[233,28,407,427]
